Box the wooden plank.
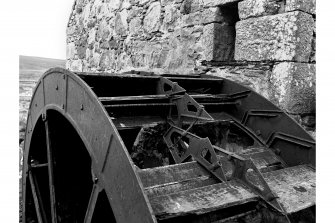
[138,148,283,188]
[138,162,210,188]
[242,150,285,172]
[263,164,315,214]
[149,180,258,220]
[142,162,314,219]
[144,175,218,198]
[216,147,285,173]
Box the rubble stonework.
[66,0,316,132]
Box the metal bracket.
[214,146,289,219]
[163,125,227,182]
[159,76,213,126]
[157,77,186,96]
[173,93,213,124]
[164,125,289,219]
[159,76,289,220]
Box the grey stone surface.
[207,64,274,100]
[238,0,283,20]
[270,62,315,114]
[235,11,314,62]
[69,59,83,72]
[285,0,316,15]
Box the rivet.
[256,130,261,136]
[63,74,66,79]
[275,148,281,155]
[80,104,84,110]
[62,104,65,109]
[56,85,58,90]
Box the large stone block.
[235,11,314,62]
[285,0,315,15]
[200,23,235,61]
[238,0,283,20]
[206,64,274,100]
[270,62,315,114]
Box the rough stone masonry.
[66,0,316,134]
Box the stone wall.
[66,0,316,133]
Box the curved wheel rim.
[22,68,156,223]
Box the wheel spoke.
[45,119,58,223]
[83,184,101,223]
[29,170,48,223]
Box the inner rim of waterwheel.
[22,68,315,223]
[25,109,119,223]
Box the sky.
[18,0,74,59]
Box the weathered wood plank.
[147,165,315,219]
[149,180,258,220]
[138,147,284,188]
[138,161,210,188]
[263,164,315,214]
[144,176,218,198]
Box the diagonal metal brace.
[164,125,289,220]
[214,146,290,221]
[163,125,227,182]
[173,93,213,123]
[159,76,213,125]
[157,77,186,96]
